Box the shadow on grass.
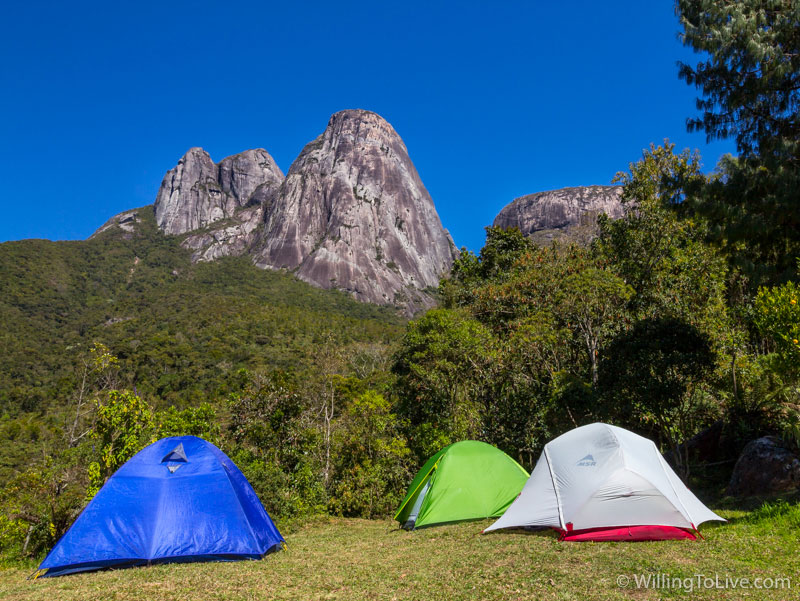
[480,526,560,539]
[712,490,800,516]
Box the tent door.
[404,479,431,530]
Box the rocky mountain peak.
[218,149,283,206]
[154,147,284,236]
[98,110,456,314]
[252,109,457,311]
[493,185,625,243]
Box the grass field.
[1,503,798,601]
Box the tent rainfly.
[484,423,725,541]
[36,436,284,577]
[394,440,529,530]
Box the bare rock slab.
[493,185,624,243]
[252,109,457,311]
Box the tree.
[0,447,90,558]
[227,371,326,519]
[694,152,800,282]
[329,391,412,518]
[228,372,307,470]
[599,142,730,337]
[440,226,534,308]
[555,267,633,385]
[676,0,800,281]
[86,390,154,498]
[754,278,800,376]
[392,308,495,459]
[65,342,120,449]
[401,240,634,466]
[156,403,220,443]
[597,318,717,479]
[677,0,800,157]
[309,335,348,491]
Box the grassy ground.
[1,506,798,601]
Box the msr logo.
[576,454,596,467]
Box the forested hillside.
[0,208,402,416]
[0,209,407,556]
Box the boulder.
[727,436,800,496]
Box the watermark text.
[616,573,791,593]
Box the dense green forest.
[1,0,798,564]
[0,208,402,417]
[0,210,407,557]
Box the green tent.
[394,440,529,530]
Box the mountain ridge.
[98,109,457,314]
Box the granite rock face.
[218,150,284,208]
[493,185,625,243]
[101,110,457,313]
[252,109,457,310]
[154,148,283,236]
[182,205,266,262]
[93,209,141,238]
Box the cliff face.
[98,110,456,313]
[493,185,625,243]
[154,148,284,236]
[252,109,457,310]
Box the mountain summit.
[155,147,284,236]
[103,110,458,313]
[493,185,624,244]
[252,109,457,309]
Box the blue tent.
[37,436,283,577]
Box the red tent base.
[557,525,697,542]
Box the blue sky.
[0,1,735,252]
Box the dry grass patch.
[1,510,798,600]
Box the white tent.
[484,423,725,541]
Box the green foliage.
[723,353,800,454]
[677,0,800,157]
[86,390,155,498]
[754,279,800,374]
[748,284,800,448]
[677,1,800,281]
[392,308,495,459]
[329,391,412,518]
[405,145,738,471]
[709,153,799,282]
[0,446,90,559]
[0,209,402,419]
[471,226,534,281]
[228,373,307,469]
[612,140,705,206]
[229,449,327,522]
[601,142,729,336]
[597,318,718,477]
[226,372,327,519]
[0,208,403,511]
[469,244,633,388]
[227,370,413,521]
[553,266,633,384]
[398,242,635,467]
[156,403,220,443]
[440,226,534,307]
